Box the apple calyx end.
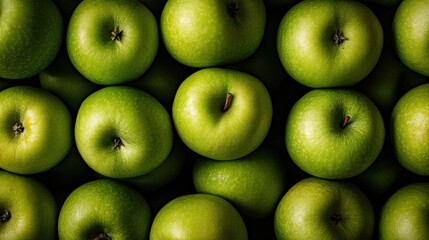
[332,30,348,46]
[111,27,123,41]
[93,232,111,240]
[222,93,234,112]
[12,122,24,135]
[330,213,342,225]
[113,137,124,150]
[341,115,351,129]
[0,210,11,222]
[227,2,239,18]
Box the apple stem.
[341,115,351,129]
[111,27,123,41]
[12,122,24,135]
[113,137,124,149]
[93,232,111,240]
[333,30,348,46]
[222,93,233,112]
[0,210,11,222]
[227,2,239,18]
[330,213,342,224]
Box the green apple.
[379,182,429,239]
[275,177,375,240]
[172,68,272,160]
[160,0,266,68]
[150,193,248,240]
[0,0,63,79]
[0,170,57,240]
[391,83,429,175]
[285,88,385,179]
[58,179,152,240]
[39,49,101,115]
[193,146,287,219]
[67,0,158,85]
[277,0,383,88]
[392,0,429,77]
[75,86,173,178]
[0,86,73,174]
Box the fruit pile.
[0,0,428,239]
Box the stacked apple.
[0,0,428,239]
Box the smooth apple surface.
[275,177,375,240]
[172,68,272,160]
[58,179,152,240]
[379,182,429,240]
[67,0,158,85]
[0,0,63,79]
[277,0,383,88]
[285,88,385,179]
[0,86,73,174]
[75,86,173,178]
[392,0,429,77]
[391,83,429,175]
[150,193,248,240]
[161,0,266,67]
[0,171,57,240]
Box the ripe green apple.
[39,49,100,115]
[379,182,429,239]
[150,193,248,240]
[391,83,429,175]
[160,0,266,68]
[193,146,287,219]
[0,86,73,174]
[392,0,429,77]
[275,177,375,240]
[172,68,273,160]
[285,88,385,179]
[67,0,158,85]
[0,170,57,240]
[58,179,152,240]
[75,86,173,178]
[0,0,63,79]
[277,0,383,88]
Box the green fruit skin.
[0,0,63,79]
[379,182,429,240]
[172,68,273,161]
[193,147,287,219]
[392,0,429,77]
[285,89,385,179]
[0,86,73,174]
[277,0,383,88]
[58,179,152,240]
[75,86,173,178]
[150,193,248,240]
[161,0,266,67]
[67,0,158,85]
[391,83,429,175]
[0,171,58,240]
[275,177,375,240]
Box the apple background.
[0,0,428,239]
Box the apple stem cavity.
[332,30,348,46]
[111,26,123,41]
[113,137,124,150]
[222,93,234,112]
[330,213,342,225]
[0,210,11,222]
[93,232,111,240]
[227,2,239,18]
[341,115,351,129]
[12,122,24,135]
